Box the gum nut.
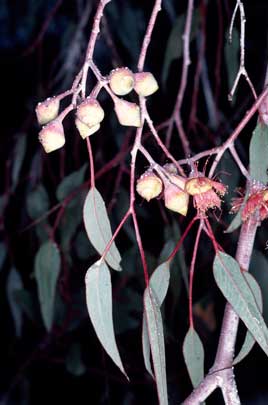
[136,173,163,201]
[114,99,141,127]
[164,185,189,216]
[38,121,65,153]
[134,72,159,97]
[76,98,104,127]
[185,177,212,196]
[109,67,135,96]
[75,118,100,139]
[36,97,60,125]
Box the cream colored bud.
[134,72,159,97]
[114,99,141,127]
[164,184,189,216]
[109,67,135,96]
[38,120,65,153]
[36,97,60,125]
[185,177,212,196]
[136,172,163,201]
[75,118,100,139]
[263,190,268,201]
[76,98,104,127]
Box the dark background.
[1,0,268,404]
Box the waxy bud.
[75,118,100,139]
[76,98,104,127]
[136,172,163,201]
[164,184,189,216]
[185,177,212,196]
[38,120,65,153]
[168,174,186,190]
[134,72,159,97]
[114,99,141,127]
[109,67,135,96]
[36,97,60,125]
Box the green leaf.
[225,211,242,233]
[213,252,268,357]
[183,327,204,388]
[26,184,50,220]
[249,123,268,185]
[34,241,61,330]
[85,260,127,378]
[162,11,200,86]
[233,272,263,365]
[250,250,268,323]
[66,343,86,376]
[56,164,87,205]
[142,262,170,404]
[83,187,121,271]
[7,267,23,337]
[12,133,27,191]
[224,27,239,104]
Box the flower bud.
[163,163,177,175]
[36,97,60,125]
[185,177,212,196]
[109,67,135,96]
[76,98,104,127]
[164,184,189,216]
[134,72,159,97]
[38,120,65,153]
[168,174,186,190]
[136,172,163,201]
[75,118,100,139]
[114,99,141,127]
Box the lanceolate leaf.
[225,210,242,233]
[213,252,268,357]
[183,327,204,388]
[7,267,23,337]
[85,260,127,378]
[233,272,263,365]
[12,133,27,191]
[249,123,268,185]
[142,262,170,405]
[83,187,121,271]
[34,241,61,330]
[56,163,87,203]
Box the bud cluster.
[136,167,227,217]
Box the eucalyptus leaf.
[56,163,87,205]
[233,272,263,365]
[162,11,200,86]
[7,267,23,337]
[213,252,268,357]
[183,327,204,388]
[249,123,268,185]
[26,184,50,220]
[142,262,170,404]
[85,260,127,378]
[83,187,121,271]
[225,211,242,233]
[12,133,27,191]
[34,241,61,330]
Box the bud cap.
[114,99,141,127]
[136,172,163,201]
[76,98,104,127]
[36,97,60,125]
[134,72,159,97]
[39,120,65,153]
[109,67,135,96]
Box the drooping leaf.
[213,252,268,356]
[233,272,263,365]
[162,11,200,86]
[34,241,61,330]
[85,260,127,378]
[225,211,242,233]
[250,250,268,323]
[183,327,204,388]
[13,289,36,321]
[224,27,239,104]
[11,133,27,191]
[56,163,87,205]
[142,262,170,404]
[249,123,268,185]
[26,184,50,220]
[83,187,121,271]
[66,343,86,376]
[7,267,23,337]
